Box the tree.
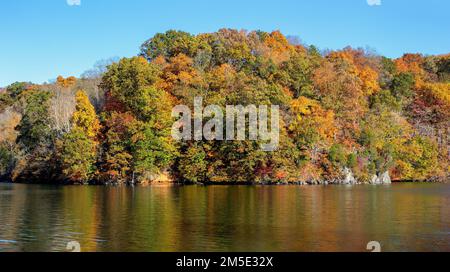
[177,143,208,183]
[409,82,450,128]
[369,89,401,112]
[0,145,12,178]
[278,53,316,98]
[100,57,161,120]
[57,129,97,183]
[72,90,100,138]
[0,82,30,111]
[58,91,100,183]
[395,54,425,78]
[0,108,21,179]
[436,55,450,82]
[6,82,30,98]
[56,76,77,88]
[391,72,415,101]
[289,96,336,150]
[392,135,438,180]
[16,90,54,150]
[48,84,76,137]
[313,54,367,145]
[81,57,120,79]
[100,112,134,183]
[359,110,412,178]
[128,119,177,183]
[140,30,200,60]
[154,53,205,95]
[14,90,55,182]
[100,57,176,183]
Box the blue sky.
[0,0,449,87]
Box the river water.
[0,182,448,252]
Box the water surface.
[0,183,448,252]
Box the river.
[0,182,448,252]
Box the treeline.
[0,29,448,184]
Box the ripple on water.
[0,240,17,244]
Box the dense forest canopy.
[0,29,448,184]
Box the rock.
[143,171,174,185]
[342,167,357,185]
[370,172,392,185]
[370,175,380,185]
[380,171,391,184]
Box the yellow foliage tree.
[72,90,100,140]
[289,96,336,149]
[57,90,100,183]
[359,66,381,95]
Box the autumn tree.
[56,76,77,88]
[359,110,414,179]
[58,90,100,183]
[2,29,448,184]
[313,53,367,145]
[99,112,134,183]
[289,96,336,150]
[393,135,439,180]
[100,57,176,184]
[0,108,21,179]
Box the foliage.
[58,129,97,183]
[16,90,54,150]
[289,96,336,149]
[140,30,200,60]
[72,90,101,139]
[56,76,77,88]
[1,29,448,184]
[58,91,100,183]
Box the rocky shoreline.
[0,167,447,186]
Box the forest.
[0,29,448,185]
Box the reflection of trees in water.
[1,184,449,252]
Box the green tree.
[100,57,161,120]
[140,30,200,60]
[129,120,177,182]
[16,90,54,150]
[14,90,55,182]
[391,72,415,100]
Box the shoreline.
[0,179,447,187]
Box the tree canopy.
[0,29,448,184]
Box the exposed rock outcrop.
[369,171,392,185]
[339,167,358,185]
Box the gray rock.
[370,172,391,185]
[342,167,357,185]
[370,174,380,184]
[380,171,391,184]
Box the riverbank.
[0,178,447,186]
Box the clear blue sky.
[1,0,449,87]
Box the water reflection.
[0,183,449,252]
